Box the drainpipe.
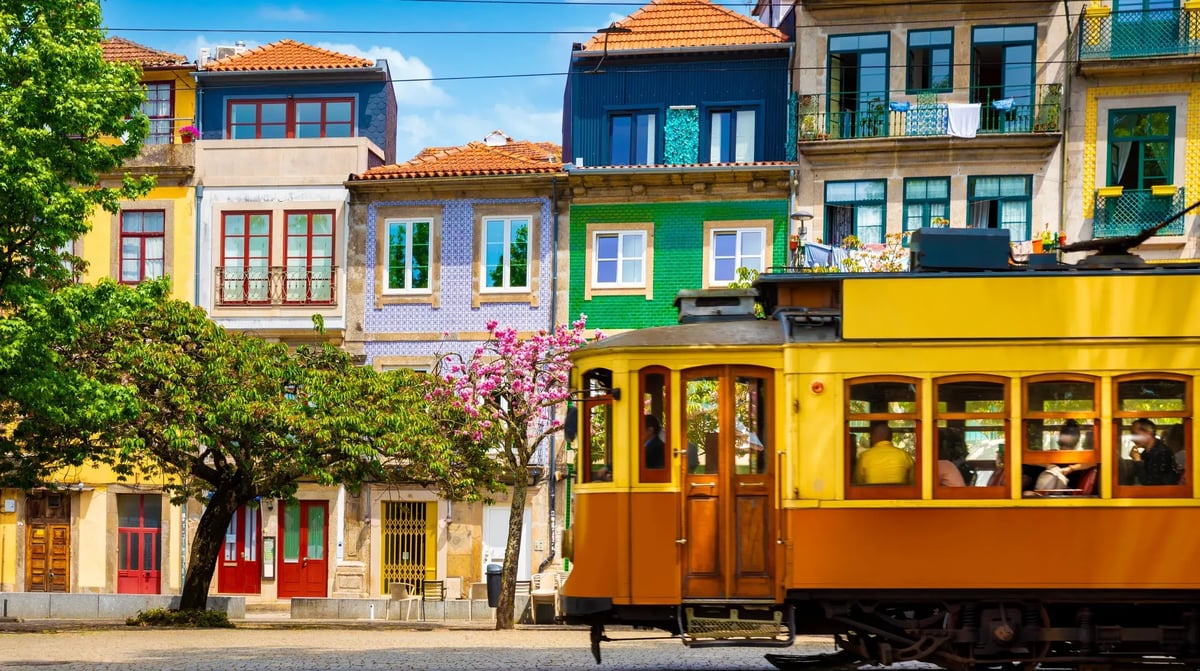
[1059,0,1073,247]
[193,185,204,306]
[538,176,561,574]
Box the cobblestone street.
[0,626,839,671]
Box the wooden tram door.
[681,367,775,600]
[25,493,70,592]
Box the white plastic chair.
[530,572,558,624]
[389,582,420,621]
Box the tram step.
[679,605,796,648]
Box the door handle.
[738,481,765,488]
[675,539,687,544]
[689,482,716,488]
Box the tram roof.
[579,320,785,352]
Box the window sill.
[377,292,436,307]
[588,286,651,299]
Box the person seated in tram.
[643,414,666,470]
[1165,423,1187,482]
[1028,462,1093,494]
[937,428,966,487]
[1056,419,1083,450]
[854,422,914,485]
[1129,418,1180,486]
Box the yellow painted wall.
[1,489,17,590]
[76,488,107,591]
[143,68,197,141]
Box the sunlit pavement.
[0,626,842,671]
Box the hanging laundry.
[991,98,1015,111]
[947,103,981,138]
[888,101,911,113]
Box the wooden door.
[25,493,70,593]
[277,500,328,598]
[218,505,262,594]
[116,494,162,594]
[681,368,775,600]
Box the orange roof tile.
[204,39,375,72]
[352,135,563,181]
[101,37,188,67]
[580,0,788,52]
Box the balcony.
[1077,7,1200,70]
[197,137,384,187]
[1093,187,1186,238]
[214,266,338,307]
[797,84,1063,143]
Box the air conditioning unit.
[198,47,210,68]
[214,44,247,61]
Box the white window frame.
[591,230,646,289]
[709,227,768,286]
[481,216,531,293]
[382,218,433,295]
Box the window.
[1114,375,1189,497]
[119,210,165,284]
[284,211,334,304]
[846,377,920,499]
[903,177,951,230]
[1022,376,1099,496]
[384,219,432,292]
[685,374,720,475]
[220,212,271,304]
[708,108,756,163]
[581,369,615,483]
[710,227,766,285]
[482,217,530,291]
[639,367,670,484]
[828,33,890,139]
[970,25,1036,132]
[609,111,656,165]
[934,376,1008,498]
[825,180,886,245]
[1108,108,1174,190]
[968,175,1031,241]
[907,29,953,93]
[228,98,354,140]
[593,230,645,288]
[142,82,173,144]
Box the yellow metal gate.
[381,501,436,595]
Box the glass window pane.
[143,531,157,571]
[686,377,720,474]
[1025,418,1094,452]
[734,110,755,162]
[287,235,308,258]
[231,125,257,140]
[307,505,325,560]
[714,257,736,282]
[122,213,143,233]
[224,215,245,236]
[826,182,857,202]
[143,212,165,233]
[249,215,270,236]
[311,236,332,259]
[231,104,258,124]
[1117,418,1185,486]
[587,401,612,482]
[710,110,728,163]
[249,237,270,258]
[596,259,617,284]
[734,377,768,475]
[296,102,322,123]
[740,230,763,257]
[634,113,655,165]
[295,124,322,139]
[326,101,352,122]
[121,260,141,282]
[610,115,631,165]
[1117,378,1187,412]
[245,509,258,562]
[143,496,161,525]
[144,237,164,261]
[260,124,287,139]
[621,232,643,258]
[288,215,309,236]
[128,533,140,570]
[1028,380,1095,413]
[312,214,333,236]
[595,234,618,260]
[713,232,737,257]
[283,503,300,561]
[121,238,141,260]
[621,259,642,284]
[261,103,287,123]
[224,238,245,259]
[118,495,140,527]
[324,123,352,138]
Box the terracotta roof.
[203,39,375,72]
[352,135,563,180]
[101,37,188,67]
[571,161,795,169]
[579,0,788,52]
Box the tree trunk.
[495,468,529,630]
[178,487,244,611]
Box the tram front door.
[680,366,775,600]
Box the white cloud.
[394,103,563,162]
[257,4,319,22]
[314,42,451,108]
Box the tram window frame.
[639,366,671,484]
[1112,373,1191,499]
[580,368,616,484]
[933,375,1009,499]
[846,376,922,500]
[1021,374,1100,468]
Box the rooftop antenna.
[1061,198,1200,268]
[590,23,633,74]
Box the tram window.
[846,378,921,499]
[685,376,720,474]
[1114,376,1189,496]
[1021,377,1099,497]
[582,368,615,483]
[734,376,768,475]
[934,377,1008,498]
[640,367,670,483]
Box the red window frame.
[226,98,355,140]
[220,211,273,305]
[119,210,166,284]
[284,210,336,305]
[143,82,175,144]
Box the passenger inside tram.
[643,414,665,470]
[1127,418,1181,486]
[854,422,915,485]
[936,428,967,487]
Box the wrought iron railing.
[1078,7,1200,61]
[1093,187,1186,238]
[214,265,338,306]
[796,84,1062,142]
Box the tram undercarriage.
[570,592,1200,670]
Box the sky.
[98,0,763,163]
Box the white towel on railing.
[947,103,981,138]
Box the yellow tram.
[560,231,1200,670]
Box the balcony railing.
[797,84,1062,142]
[214,266,338,306]
[1078,8,1200,61]
[1093,187,1186,238]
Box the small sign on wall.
[262,536,276,579]
[2,499,15,513]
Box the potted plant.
[931,216,950,228]
[179,125,200,144]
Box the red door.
[218,505,262,594]
[277,500,327,598]
[117,494,161,594]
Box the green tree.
[0,0,152,302]
[2,281,495,610]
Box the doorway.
[380,501,435,594]
[218,504,262,594]
[25,493,70,592]
[277,500,328,598]
[971,25,1036,132]
[116,494,162,594]
[482,504,531,581]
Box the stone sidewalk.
[0,623,842,671]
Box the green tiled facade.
[569,199,788,330]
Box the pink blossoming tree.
[435,316,596,629]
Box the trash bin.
[486,564,502,608]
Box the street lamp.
[789,210,814,268]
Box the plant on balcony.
[1035,84,1062,132]
[799,95,822,140]
[931,216,950,228]
[179,125,200,143]
[863,98,888,138]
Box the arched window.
[639,366,671,484]
[1113,374,1190,499]
[1022,375,1100,497]
[846,376,921,500]
[581,368,615,484]
[934,376,1009,499]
